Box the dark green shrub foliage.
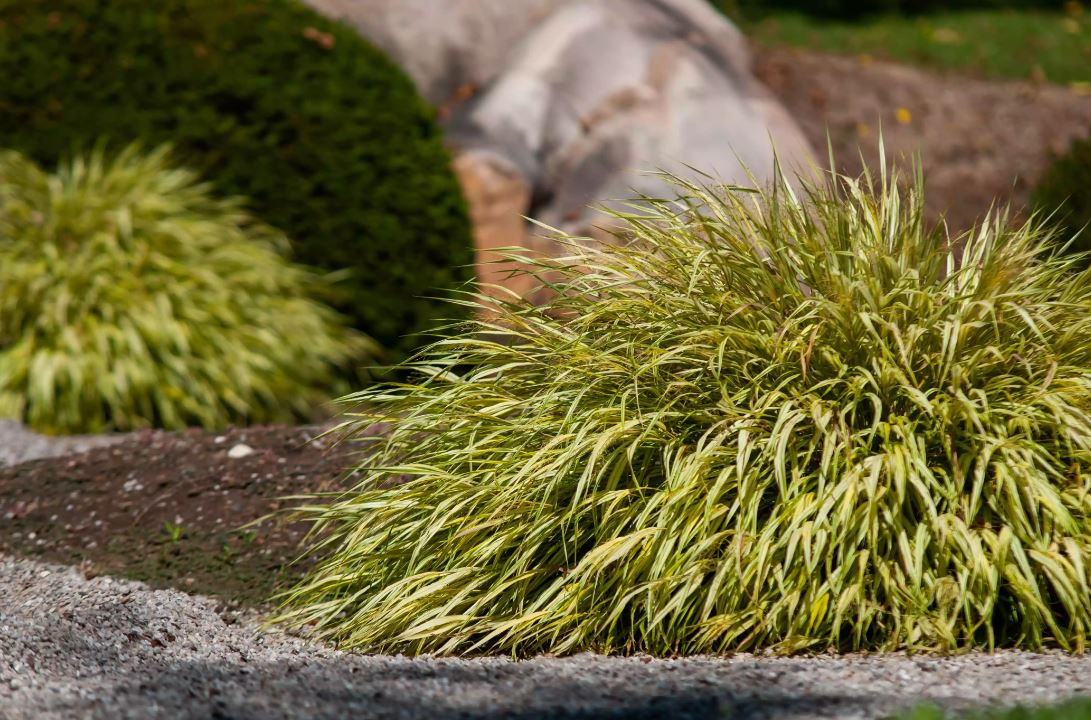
[1033,136,1091,261]
[0,145,373,433]
[0,0,474,357]
[274,161,1091,657]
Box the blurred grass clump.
[0,0,474,359]
[0,145,374,434]
[273,156,1091,657]
[1033,135,1091,260]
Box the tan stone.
[452,151,545,303]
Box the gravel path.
[2,556,1090,720]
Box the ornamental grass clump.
[276,157,1091,657]
[0,145,374,433]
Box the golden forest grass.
[0,145,374,433]
[275,157,1091,656]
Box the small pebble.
[227,444,254,459]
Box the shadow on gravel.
[36,657,892,720]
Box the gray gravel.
[2,555,1090,720]
[0,419,127,469]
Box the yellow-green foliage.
[0,146,375,433]
[275,159,1091,657]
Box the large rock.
[445,0,814,234]
[308,0,815,297]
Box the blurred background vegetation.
[0,0,476,432]
[718,0,1089,86]
[0,0,475,363]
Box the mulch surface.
[0,424,359,610]
[753,46,1091,233]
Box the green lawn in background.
[894,697,1091,720]
[738,6,1091,87]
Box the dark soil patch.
[753,46,1091,233]
[0,424,359,610]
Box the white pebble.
[227,443,254,459]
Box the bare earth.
[754,46,1091,233]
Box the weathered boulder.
[307,0,815,297]
[445,0,815,234]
